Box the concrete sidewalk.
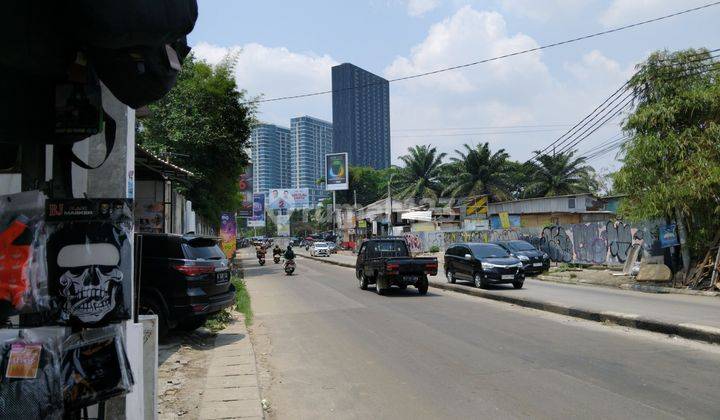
[198,314,264,420]
[297,250,720,344]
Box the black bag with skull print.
[46,199,133,327]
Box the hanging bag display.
[61,325,134,410]
[46,199,133,327]
[0,328,64,419]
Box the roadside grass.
[204,267,253,331]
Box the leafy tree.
[523,150,596,198]
[613,48,720,259]
[335,166,388,206]
[138,54,255,225]
[394,145,446,200]
[442,142,512,202]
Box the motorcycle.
[284,259,296,275]
[273,255,280,264]
[258,255,266,266]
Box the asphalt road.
[243,252,720,419]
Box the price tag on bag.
[6,342,42,379]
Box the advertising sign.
[499,212,511,229]
[325,153,349,191]
[659,224,680,248]
[268,188,310,210]
[220,212,237,258]
[237,165,253,218]
[465,196,488,217]
[276,214,290,237]
[248,193,265,227]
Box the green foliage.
[613,48,720,255]
[336,166,389,206]
[394,145,446,200]
[138,54,255,226]
[232,277,253,326]
[442,142,512,202]
[429,245,440,253]
[523,150,596,198]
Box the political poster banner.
[237,165,253,218]
[267,188,310,210]
[248,193,265,227]
[276,214,290,237]
[659,224,680,248]
[325,153,349,191]
[220,212,237,258]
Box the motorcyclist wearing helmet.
[284,245,295,261]
[273,244,283,256]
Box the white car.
[311,242,330,257]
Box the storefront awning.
[401,210,432,222]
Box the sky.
[188,0,720,172]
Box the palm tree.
[394,145,447,200]
[443,143,512,201]
[523,150,596,197]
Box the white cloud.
[192,42,338,125]
[599,0,709,27]
[404,0,442,16]
[499,0,595,21]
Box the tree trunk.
[675,208,691,280]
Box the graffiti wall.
[404,220,662,265]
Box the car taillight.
[387,263,400,270]
[425,262,438,271]
[173,264,215,276]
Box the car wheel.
[474,273,486,289]
[513,281,524,289]
[446,269,456,284]
[139,296,168,340]
[376,278,386,295]
[359,271,368,290]
[417,276,429,295]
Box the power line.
[244,2,720,104]
[393,128,566,138]
[530,51,720,162]
[391,123,571,132]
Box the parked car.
[327,242,338,254]
[137,233,235,338]
[444,243,525,289]
[492,240,550,275]
[311,242,330,257]
[355,238,438,295]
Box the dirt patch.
[157,329,216,419]
[249,319,279,419]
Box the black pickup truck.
[355,238,438,295]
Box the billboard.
[237,165,253,218]
[220,212,237,258]
[325,153,349,191]
[268,188,310,210]
[276,214,290,237]
[248,193,265,227]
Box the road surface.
[243,251,720,419]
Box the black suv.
[137,233,235,337]
[444,243,525,289]
[492,240,550,275]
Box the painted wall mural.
[405,220,662,265]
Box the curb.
[300,253,720,345]
[619,283,720,297]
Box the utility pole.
[388,173,393,236]
[332,190,336,237]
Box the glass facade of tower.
[332,63,390,169]
[290,116,333,206]
[251,123,291,195]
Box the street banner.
[220,212,237,258]
[237,164,253,218]
[248,193,265,227]
[660,224,680,248]
[268,188,310,210]
[465,196,488,217]
[325,153,349,191]
[276,214,290,237]
[499,212,511,229]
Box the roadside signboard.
[465,196,488,217]
[267,188,310,210]
[220,212,237,258]
[660,224,680,248]
[237,164,253,218]
[499,212,511,229]
[325,153,349,191]
[248,193,265,227]
[276,214,290,237]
